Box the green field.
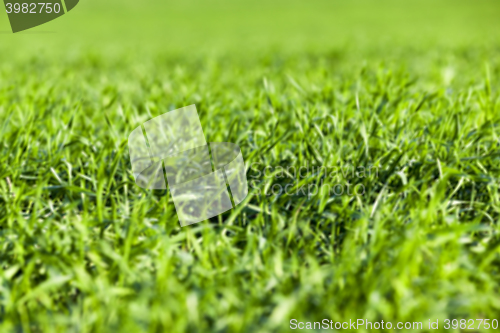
[1,0,500,331]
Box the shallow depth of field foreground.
[1,0,500,331]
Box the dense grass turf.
[1,0,500,331]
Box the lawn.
[1,0,500,332]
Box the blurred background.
[1,0,500,56]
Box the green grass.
[1,0,500,332]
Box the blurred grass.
[1,0,500,332]
[1,0,500,55]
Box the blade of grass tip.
[286,199,306,248]
[484,62,491,98]
[371,183,387,218]
[50,168,64,185]
[437,158,443,179]
[5,177,14,198]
